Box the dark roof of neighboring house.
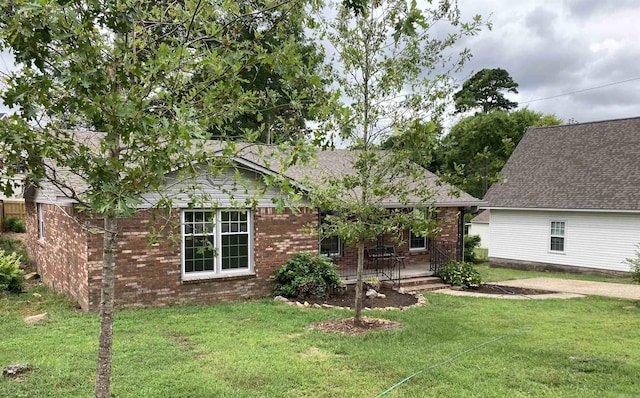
[470,209,490,224]
[484,117,640,211]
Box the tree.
[440,109,562,198]
[312,0,484,325]
[0,0,321,396]
[453,68,519,113]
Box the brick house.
[25,139,482,311]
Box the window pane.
[321,236,340,256]
[410,231,427,249]
[183,214,215,273]
[551,237,564,252]
[222,234,249,270]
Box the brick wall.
[84,207,318,311]
[25,201,91,310]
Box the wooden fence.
[0,200,26,229]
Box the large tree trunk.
[95,215,117,398]
[354,239,365,325]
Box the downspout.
[458,207,465,261]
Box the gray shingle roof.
[32,131,482,208]
[484,117,640,211]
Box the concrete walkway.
[496,277,640,300]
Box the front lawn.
[1,286,638,397]
[476,262,635,284]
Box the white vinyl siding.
[468,222,490,249]
[489,210,640,273]
[140,166,303,209]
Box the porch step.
[402,283,450,293]
[383,276,451,293]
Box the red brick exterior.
[25,201,460,311]
[25,202,91,310]
[26,204,319,311]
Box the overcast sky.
[450,0,640,126]
[2,0,639,127]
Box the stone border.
[273,291,427,311]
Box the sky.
[450,0,640,125]
[2,0,639,126]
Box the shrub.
[464,234,481,262]
[274,252,343,299]
[0,237,27,264]
[624,244,640,283]
[439,260,482,288]
[3,217,26,233]
[0,249,24,293]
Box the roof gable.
[485,117,640,211]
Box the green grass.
[476,262,635,285]
[2,285,639,397]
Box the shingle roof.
[32,131,482,208]
[484,117,640,211]
[470,209,490,223]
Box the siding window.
[410,230,427,251]
[550,221,565,252]
[37,203,45,240]
[182,209,251,279]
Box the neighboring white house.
[468,209,490,249]
[484,117,640,276]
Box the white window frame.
[37,203,45,240]
[181,209,253,280]
[549,220,566,253]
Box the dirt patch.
[467,284,556,295]
[307,316,402,335]
[301,284,418,309]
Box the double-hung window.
[410,230,427,251]
[37,203,45,240]
[182,209,251,279]
[549,221,566,253]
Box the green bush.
[439,260,482,288]
[0,237,27,264]
[0,249,24,293]
[3,217,26,233]
[624,244,640,283]
[274,252,343,299]
[464,234,481,262]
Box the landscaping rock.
[24,272,39,280]
[366,289,378,299]
[3,364,32,378]
[377,293,386,299]
[32,293,42,298]
[24,313,48,325]
[273,296,288,303]
[397,287,407,294]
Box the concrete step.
[402,283,450,293]
[398,276,443,286]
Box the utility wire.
[520,76,640,104]
[375,325,531,397]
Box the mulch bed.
[302,284,418,309]
[467,284,556,295]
